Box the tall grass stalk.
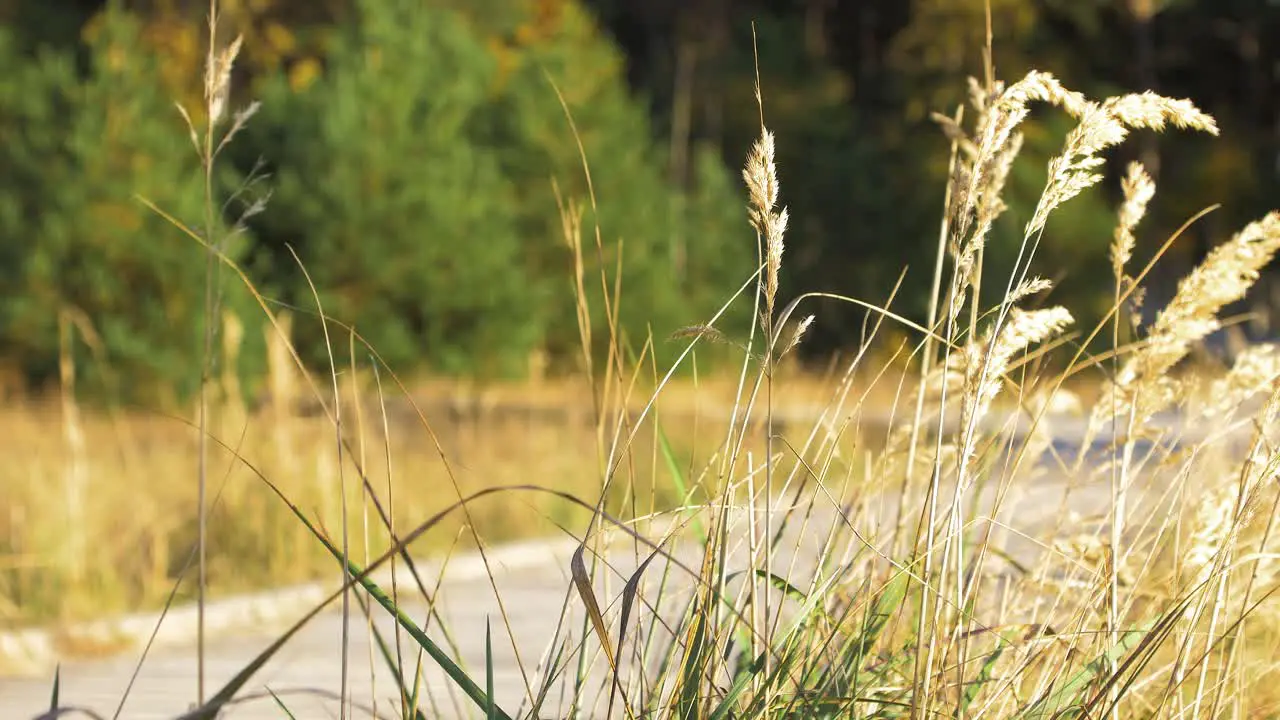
[173,0,260,705]
[196,2,228,704]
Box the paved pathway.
[0,538,588,719]
[0,405,1248,719]
[0,483,1120,718]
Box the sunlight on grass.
[5,2,1280,719]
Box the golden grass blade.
[570,544,618,675]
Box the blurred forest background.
[0,0,1276,410]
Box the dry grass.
[13,4,1280,719]
[0,371,885,628]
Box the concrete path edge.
[0,535,581,678]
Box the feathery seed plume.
[205,34,243,127]
[1092,212,1280,430]
[1028,93,1215,240]
[1185,430,1280,588]
[962,306,1074,451]
[1200,344,1280,419]
[744,130,789,311]
[1009,276,1053,304]
[1112,162,1156,276]
[779,315,815,358]
[945,72,1081,325]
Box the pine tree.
[0,11,256,406]
[245,0,539,377]
[467,0,752,369]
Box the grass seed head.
[963,306,1074,448]
[744,129,789,310]
[1128,212,1280,387]
[1112,161,1156,275]
[204,34,243,127]
[1200,344,1280,419]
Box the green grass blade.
[238,483,510,720]
[710,631,811,720]
[324,542,513,720]
[716,566,819,685]
[486,619,496,720]
[724,568,816,608]
[175,595,335,719]
[1021,617,1156,720]
[251,470,512,720]
[266,688,299,719]
[960,644,1004,712]
[676,597,712,720]
[707,649,764,720]
[848,569,908,667]
[708,568,848,720]
[657,423,707,545]
[353,588,428,720]
[48,664,60,713]
[528,637,570,720]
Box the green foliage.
[468,0,753,369]
[243,0,750,378]
[0,12,257,406]
[245,0,539,378]
[0,0,754,402]
[2,0,1272,396]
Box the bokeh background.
[0,0,1277,626]
[0,0,1275,407]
